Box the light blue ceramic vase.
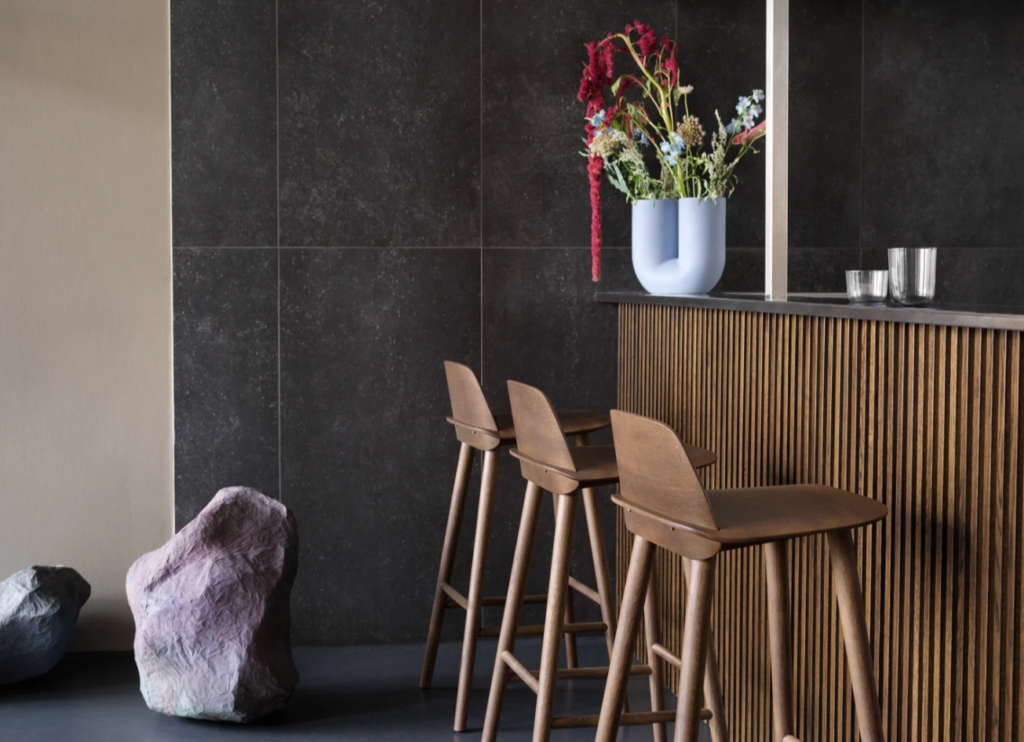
[631,197,726,295]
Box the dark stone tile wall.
[280,249,481,644]
[481,1,675,248]
[675,0,766,249]
[171,0,278,247]
[789,0,862,249]
[862,0,1024,249]
[173,248,280,525]
[172,0,1024,645]
[278,0,481,247]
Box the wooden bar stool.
[420,361,611,732]
[597,410,889,742]
[481,382,719,742]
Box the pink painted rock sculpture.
[127,487,299,722]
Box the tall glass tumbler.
[888,248,936,306]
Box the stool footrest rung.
[478,621,606,638]
[500,650,539,693]
[551,709,710,729]
[567,576,601,605]
[651,642,682,669]
[440,582,468,610]
[443,583,548,610]
[480,593,547,607]
[507,663,652,683]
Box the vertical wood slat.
[615,305,1024,741]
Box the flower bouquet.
[578,21,766,289]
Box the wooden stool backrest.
[506,380,576,472]
[444,361,498,433]
[610,410,719,532]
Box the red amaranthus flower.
[664,56,678,89]
[578,36,618,281]
[577,21,676,281]
[633,21,658,56]
[587,155,604,281]
[577,41,602,103]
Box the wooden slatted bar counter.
[597,291,1024,742]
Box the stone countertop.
[595,291,1024,332]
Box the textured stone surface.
[279,248,479,645]
[171,0,278,246]
[127,487,298,722]
[480,248,623,626]
[862,0,1024,247]
[482,0,675,248]
[173,248,280,527]
[278,0,481,246]
[0,566,91,685]
[170,0,1024,649]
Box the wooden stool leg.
[642,555,668,742]
[454,449,500,731]
[827,529,885,742]
[582,487,618,662]
[595,536,655,742]
[764,541,795,742]
[562,431,594,671]
[675,557,717,742]
[703,630,730,742]
[481,481,544,742]
[681,558,730,742]
[581,485,631,712]
[552,494,579,670]
[533,491,579,742]
[421,441,475,688]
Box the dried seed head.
[676,115,705,148]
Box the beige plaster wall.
[0,0,173,650]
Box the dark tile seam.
[171,245,920,251]
[480,0,485,388]
[276,0,283,504]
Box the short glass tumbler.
[845,270,889,303]
[888,247,937,306]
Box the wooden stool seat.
[421,362,614,733]
[597,410,889,742]
[493,410,610,440]
[513,442,717,492]
[615,483,887,549]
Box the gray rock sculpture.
[126,486,299,722]
[0,565,91,684]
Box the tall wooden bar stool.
[421,361,611,732]
[597,410,889,742]
[481,382,719,742]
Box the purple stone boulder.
[127,487,299,722]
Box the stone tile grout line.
[479,0,484,389]
[276,0,283,504]
[169,245,913,253]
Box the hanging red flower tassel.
[587,153,603,281]
[579,39,614,282]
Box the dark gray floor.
[2,638,711,741]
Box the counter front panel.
[611,299,1022,742]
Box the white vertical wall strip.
[766,0,789,299]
